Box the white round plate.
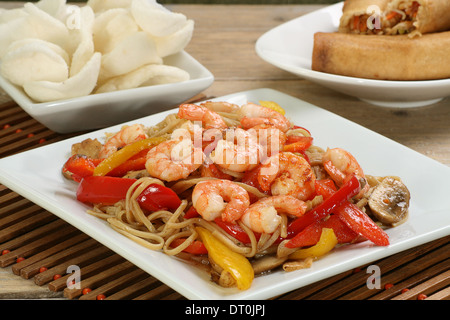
[255,2,450,108]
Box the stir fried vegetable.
[62,99,410,292]
[62,155,102,182]
[286,214,358,248]
[336,203,389,247]
[196,227,254,290]
[93,136,167,176]
[77,176,136,205]
[289,228,338,260]
[287,174,361,236]
[77,176,181,212]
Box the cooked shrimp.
[322,147,369,198]
[145,139,203,182]
[257,152,315,201]
[192,179,250,223]
[239,103,292,132]
[241,195,307,234]
[177,103,227,129]
[210,128,261,173]
[98,124,148,159]
[200,101,240,114]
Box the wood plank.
[392,270,450,300]
[337,244,450,300]
[79,268,149,300]
[108,276,160,300]
[369,259,450,300]
[48,253,125,292]
[0,223,78,267]
[426,286,450,300]
[279,236,449,300]
[19,238,100,279]
[14,233,92,277]
[64,260,136,299]
[0,204,52,230]
[34,245,113,286]
[0,198,35,220]
[0,210,57,244]
[130,282,177,300]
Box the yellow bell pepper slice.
[93,136,167,176]
[289,228,338,260]
[196,227,254,290]
[259,100,286,115]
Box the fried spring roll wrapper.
[339,0,390,34]
[312,31,450,80]
[385,0,450,35]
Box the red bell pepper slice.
[336,202,389,246]
[316,176,389,246]
[77,176,136,205]
[214,218,254,244]
[64,149,149,182]
[315,178,337,199]
[184,206,200,219]
[200,163,233,180]
[285,214,359,248]
[170,238,208,255]
[136,183,182,212]
[184,209,258,244]
[214,218,262,244]
[62,155,102,182]
[77,176,182,212]
[241,166,263,191]
[184,210,260,245]
[296,176,389,247]
[287,175,361,237]
[323,214,360,244]
[107,149,149,177]
[291,125,311,137]
[283,136,313,153]
[241,167,270,203]
[285,220,323,248]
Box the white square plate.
[0,51,214,134]
[255,2,450,108]
[0,88,449,300]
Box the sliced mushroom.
[368,177,410,226]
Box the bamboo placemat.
[0,97,449,300]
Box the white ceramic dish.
[0,88,449,300]
[255,2,450,108]
[0,51,214,134]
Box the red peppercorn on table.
[0,2,449,300]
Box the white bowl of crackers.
[0,0,214,133]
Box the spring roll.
[384,0,450,36]
[312,31,450,80]
[339,0,390,34]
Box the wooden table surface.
[0,3,449,301]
